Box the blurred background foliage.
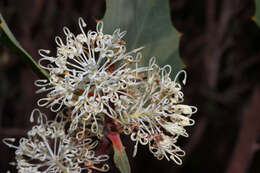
[103,0,183,77]
[0,0,260,173]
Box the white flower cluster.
[4,17,197,172]
[35,18,145,134]
[121,58,197,164]
[3,109,109,173]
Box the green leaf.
[102,0,184,77]
[106,132,131,173]
[0,12,49,79]
[254,0,260,27]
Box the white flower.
[149,134,185,165]
[119,58,197,164]
[3,109,109,173]
[35,18,147,133]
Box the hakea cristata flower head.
[120,57,197,165]
[35,18,146,132]
[3,109,109,173]
[30,17,197,166]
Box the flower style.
[3,109,109,173]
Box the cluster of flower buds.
[4,17,197,172]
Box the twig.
[223,55,260,79]
[225,86,260,173]
[203,0,238,89]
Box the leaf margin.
[0,12,49,79]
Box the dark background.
[0,0,260,173]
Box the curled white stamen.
[174,70,187,85]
